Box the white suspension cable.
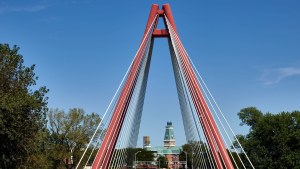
[166,13,253,168]
[111,31,153,168]
[170,20,214,168]
[76,45,133,169]
[99,40,150,168]
[191,60,254,168]
[83,110,113,168]
[167,17,217,169]
[110,48,144,168]
[167,18,236,169]
[196,72,241,168]
[170,38,212,169]
[94,17,157,168]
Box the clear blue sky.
[1,0,300,147]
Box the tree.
[237,107,263,127]
[47,108,102,168]
[180,142,211,169]
[235,107,300,168]
[157,155,168,168]
[0,44,48,168]
[25,129,53,168]
[120,148,155,168]
[134,148,155,162]
[180,144,193,168]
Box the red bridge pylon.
[92,4,235,169]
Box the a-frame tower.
[91,4,235,169]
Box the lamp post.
[177,154,179,169]
[135,151,141,169]
[192,150,194,169]
[183,151,188,169]
[175,155,178,169]
[158,159,160,169]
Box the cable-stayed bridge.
[76,4,254,169]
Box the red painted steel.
[164,6,233,166]
[144,4,159,36]
[163,4,177,32]
[92,23,154,169]
[170,33,224,168]
[169,25,234,169]
[168,29,223,168]
[92,4,235,169]
[153,29,169,38]
[157,9,164,16]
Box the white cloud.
[0,0,94,15]
[0,5,47,14]
[259,67,300,85]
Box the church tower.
[164,122,176,148]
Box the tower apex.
[164,121,176,148]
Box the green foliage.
[180,144,192,168]
[115,148,155,168]
[157,155,168,168]
[47,108,102,168]
[228,150,244,169]
[0,44,48,168]
[238,107,263,127]
[25,129,53,168]
[236,107,300,168]
[123,148,136,167]
[181,141,210,168]
[134,148,155,161]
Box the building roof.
[149,146,182,155]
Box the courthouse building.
[143,122,185,169]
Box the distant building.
[164,122,176,148]
[143,136,151,148]
[145,122,184,169]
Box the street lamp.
[177,154,179,169]
[191,150,194,169]
[183,151,188,169]
[135,151,141,169]
[158,159,160,169]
